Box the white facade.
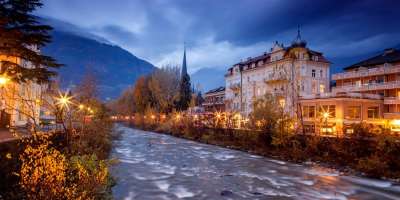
[0,47,43,128]
[225,34,330,116]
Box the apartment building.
[333,48,400,119]
[301,48,400,134]
[225,30,330,116]
[202,86,225,112]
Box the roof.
[344,48,400,70]
[205,86,225,94]
[229,46,329,70]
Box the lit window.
[319,84,325,93]
[318,105,335,118]
[367,107,379,119]
[279,99,285,107]
[346,106,361,119]
[302,106,315,118]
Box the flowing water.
[111,124,400,200]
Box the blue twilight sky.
[36,0,400,73]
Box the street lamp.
[56,93,72,109]
[0,76,10,86]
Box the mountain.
[191,67,226,92]
[42,30,155,100]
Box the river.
[111,124,400,200]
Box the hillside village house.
[224,30,330,116]
[224,29,400,135]
[0,47,43,129]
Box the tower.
[178,43,192,110]
[181,43,188,78]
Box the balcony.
[300,92,382,100]
[384,97,400,104]
[264,72,288,83]
[229,83,241,91]
[332,80,400,93]
[384,112,400,119]
[332,64,400,80]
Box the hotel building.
[224,30,330,116]
[300,48,400,135]
[223,28,400,134]
[203,86,225,112]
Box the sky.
[37,0,400,73]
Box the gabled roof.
[205,86,225,94]
[344,48,400,70]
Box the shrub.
[19,142,67,200]
[357,154,389,178]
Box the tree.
[74,72,99,103]
[148,66,180,113]
[133,76,152,114]
[178,72,191,110]
[0,0,61,83]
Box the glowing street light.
[0,75,10,86]
[323,112,330,119]
[56,92,72,109]
[78,104,85,110]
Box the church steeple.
[181,43,188,78]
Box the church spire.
[181,43,187,78]
[292,25,307,47]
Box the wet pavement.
[111,124,400,200]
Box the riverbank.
[128,121,400,182]
[0,118,116,199]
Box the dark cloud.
[37,0,400,71]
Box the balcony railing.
[300,92,382,100]
[384,97,400,104]
[229,83,241,91]
[332,80,400,93]
[264,72,288,83]
[332,64,400,80]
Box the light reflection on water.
[111,125,400,200]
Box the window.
[312,81,317,94]
[312,69,316,78]
[302,106,315,118]
[318,105,335,118]
[319,84,325,93]
[368,107,379,119]
[320,70,323,78]
[346,106,361,119]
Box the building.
[0,47,43,129]
[203,86,225,112]
[300,93,384,135]
[332,48,400,119]
[300,48,400,134]
[225,29,330,116]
